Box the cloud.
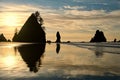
[63,9,120,19]
[0,2,57,14]
[73,0,83,2]
[0,4,33,12]
[64,9,106,16]
[43,8,120,41]
[0,3,35,12]
[63,5,86,10]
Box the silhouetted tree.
[35,11,43,25]
[56,31,61,43]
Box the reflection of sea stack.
[18,44,46,73]
[12,11,46,43]
[56,31,61,43]
[56,43,60,54]
[90,30,107,42]
[0,34,7,42]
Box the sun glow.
[3,55,16,66]
[3,14,18,27]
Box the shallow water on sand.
[0,42,120,80]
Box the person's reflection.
[56,43,60,54]
[18,43,46,73]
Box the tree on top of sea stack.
[12,11,46,43]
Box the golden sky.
[0,0,120,41]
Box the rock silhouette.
[90,30,107,42]
[0,33,7,42]
[55,31,61,43]
[114,38,117,42]
[12,11,46,43]
[18,43,46,73]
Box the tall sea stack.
[90,30,107,42]
[55,31,61,43]
[12,11,46,43]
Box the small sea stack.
[0,33,7,42]
[90,30,107,42]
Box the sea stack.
[55,31,61,43]
[12,11,46,43]
[0,34,7,42]
[90,30,107,42]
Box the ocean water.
[0,42,120,80]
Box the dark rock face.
[12,11,46,43]
[90,30,107,42]
[0,34,7,42]
[55,31,61,43]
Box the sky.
[0,0,120,41]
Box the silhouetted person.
[114,38,117,42]
[56,43,60,54]
[56,31,61,43]
[18,43,46,73]
[90,30,107,42]
[12,11,46,43]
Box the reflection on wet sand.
[17,43,46,73]
[56,43,60,54]
[0,43,120,80]
[95,45,103,58]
